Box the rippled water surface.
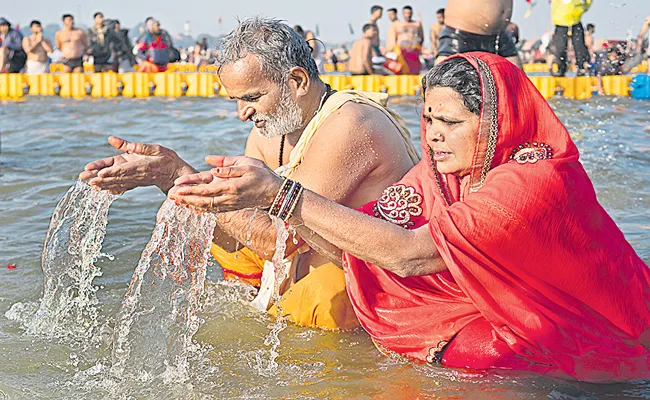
[1,95,649,399]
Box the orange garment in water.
[210,243,360,330]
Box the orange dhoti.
[210,243,359,330]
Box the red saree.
[342,52,650,383]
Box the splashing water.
[260,216,291,374]
[110,200,216,383]
[6,181,119,342]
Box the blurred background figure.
[349,23,377,75]
[108,19,136,72]
[367,5,383,56]
[0,17,26,73]
[88,12,113,72]
[548,0,592,76]
[136,20,171,73]
[55,14,88,73]
[22,20,51,75]
[430,8,445,57]
[294,24,324,73]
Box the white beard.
[253,88,303,139]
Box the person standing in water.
[293,25,325,73]
[88,12,114,72]
[386,6,424,74]
[548,0,591,76]
[435,0,521,68]
[584,23,595,60]
[22,20,53,75]
[0,18,26,73]
[80,17,418,332]
[367,5,383,56]
[55,14,88,73]
[430,8,445,58]
[349,24,377,75]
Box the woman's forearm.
[289,190,446,277]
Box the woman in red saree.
[170,52,650,383]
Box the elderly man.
[435,0,522,68]
[80,17,418,331]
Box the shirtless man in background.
[386,6,424,74]
[430,8,445,57]
[436,0,522,68]
[23,20,53,75]
[349,24,377,75]
[367,5,383,56]
[55,14,88,73]
[386,6,424,51]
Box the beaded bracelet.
[268,178,291,216]
[268,178,304,222]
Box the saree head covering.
[342,52,650,383]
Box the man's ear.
[287,66,311,97]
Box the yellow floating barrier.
[0,72,638,100]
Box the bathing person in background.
[594,43,624,94]
[88,12,113,72]
[584,23,595,60]
[294,25,325,73]
[349,24,377,75]
[548,0,591,76]
[171,53,650,383]
[436,0,521,68]
[386,6,424,74]
[506,22,519,45]
[0,18,26,73]
[635,16,650,74]
[135,20,171,73]
[80,17,418,331]
[386,8,398,24]
[367,5,383,56]
[136,17,155,44]
[430,8,445,57]
[55,14,88,73]
[22,20,53,75]
[108,19,136,73]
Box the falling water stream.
[6,181,119,343]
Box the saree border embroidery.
[373,184,423,228]
[469,57,499,193]
[510,142,553,164]
[425,340,450,364]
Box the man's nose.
[238,103,255,122]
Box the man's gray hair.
[218,17,319,84]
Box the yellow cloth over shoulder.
[551,0,592,27]
[280,90,420,178]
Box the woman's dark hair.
[422,57,482,115]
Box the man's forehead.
[219,54,274,95]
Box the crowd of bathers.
[1,2,649,80]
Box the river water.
[0,95,649,399]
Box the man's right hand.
[79,136,196,194]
